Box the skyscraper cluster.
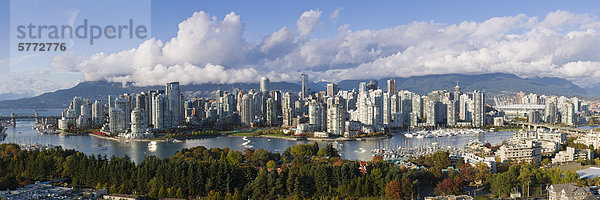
[58,74,498,139]
[59,82,185,138]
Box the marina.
[404,128,486,138]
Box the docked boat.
[404,133,414,138]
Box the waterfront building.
[114,98,131,129]
[109,107,126,134]
[130,107,147,136]
[327,101,346,135]
[58,117,69,130]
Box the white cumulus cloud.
[296,9,322,37]
[49,9,600,88]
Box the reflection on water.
[1,120,513,164]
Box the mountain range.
[0,73,596,109]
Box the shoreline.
[227,134,391,141]
[89,133,163,142]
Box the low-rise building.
[553,147,593,164]
[313,132,330,138]
[575,131,600,149]
[510,129,565,153]
[496,140,542,163]
[462,152,497,173]
[548,183,593,200]
[493,117,504,126]
[1,182,74,200]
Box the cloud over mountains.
[51,10,600,87]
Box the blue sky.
[150,0,600,42]
[1,0,600,99]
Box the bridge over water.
[0,113,63,127]
[509,122,592,136]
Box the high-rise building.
[412,94,422,120]
[472,90,485,127]
[282,92,297,126]
[109,107,126,134]
[131,107,147,135]
[366,80,378,91]
[383,92,391,125]
[266,98,278,126]
[166,82,181,128]
[152,94,168,130]
[390,94,399,116]
[561,102,575,126]
[528,110,541,124]
[370,89,383,126]
[545,98,558,124]
[308,100,325,131]
[387,79,396,93]
[459,93,471,121]
[241,94,254,125]
[399,91,413,127]
[426,100,437,126]
[70,97,84,118]
[327,102,346,135]
[359,82,367,93]
[516,91,526,104]
[260,77,270,93]
[446,100,457,126]
[92,100,103,126]
[301,73,309,99]
[327,83,338,97]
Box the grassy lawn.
[261,133,294,138]
[228,132,254,137]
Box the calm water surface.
[1,109,513,163]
